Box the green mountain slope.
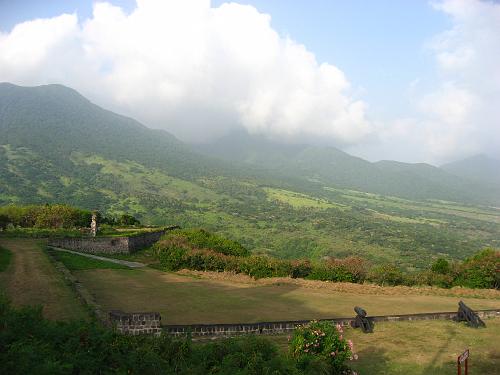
[441,154,500,186]
[196,131,499,205]
[1,83,499,268]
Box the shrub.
[431,258,451,274]
[156,242,189,271]
[0,204,91,229]
[117,214,141,226]
[290,260,313,279]
[367,264,404,286]
[289,320,356,374]
[306,257,367,283]
[162,228,249,257]
[455,249,500,289]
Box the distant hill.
[196,130,499,205]
[441,154,500,186]
[1,83,498,267]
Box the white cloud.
[0,0,371,144]
[420,0,500,162]
[350,0,500,164]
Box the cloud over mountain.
[0,0,371,144]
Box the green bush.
[455,249,499,289]
[289,320,356,374]
[431,258,451,274]
[307,257,367,283]
[290,260,313,279]
[367,264,404,286]
[162,228,250,257]
[0,204,91,229]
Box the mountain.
[196,130,500,205]
[441,154,500,187]
[1,83,499,268]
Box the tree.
[431,258,451,274]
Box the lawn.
[74,267,500,325]
[269,319,500,375]
[0,239,88,321]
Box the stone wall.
[48,227,177,254]
[110,311,162,336]
[163,309,500,337]
[49,236,130,254]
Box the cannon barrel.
[354,306,367,317]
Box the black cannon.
[351,306,374,333]
[456,301,485,328]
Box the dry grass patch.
[75,267,500,325]
[0,239,88,321]
[178,269,500,299]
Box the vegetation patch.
[160,228,250,257]
[0,246,12,272]
[265,187,343,209]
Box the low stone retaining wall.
[163,309,500,337]
[110,311,162,336]
[48,226,178,254]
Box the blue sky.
[0,0,498,163]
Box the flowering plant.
[289,320,357,374]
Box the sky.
[0,0,499,165]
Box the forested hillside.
[195,130,500,205]
[1,83,499,269]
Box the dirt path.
[49,246,146,268]
[0,238,87,321]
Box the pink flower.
[336,323,344,333]
[348,339,354,350]
[330,351,336,357]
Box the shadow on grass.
[349,347,392,375]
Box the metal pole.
[465,357,468,375]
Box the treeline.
[0,204,141,231]
[155,229,499,289]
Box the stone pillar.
[90,211,99,237]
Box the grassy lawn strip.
[52,251,130,271]
[0,246,12,272]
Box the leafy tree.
[431,258,451,274]
[456,248,499,289]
